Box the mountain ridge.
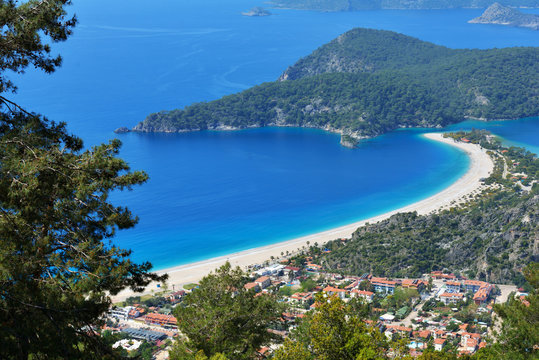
[268,0,539,12]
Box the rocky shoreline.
[131,121,368,147]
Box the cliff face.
[469,2,539,30]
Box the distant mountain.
[278,29,454,81]
[469,2,539,30]
[268,0,539,11]
[134,28,539,141]
[242,7,272,17]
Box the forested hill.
[321,131,539,285]
[278,28,455,80]
[268,0,539,11]
[134,28,539,139]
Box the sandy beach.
[112,132,494,302]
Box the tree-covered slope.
[323,192,538,283]
[268,0,539,11]
[278,29,455,80]
[135,28,539,139]
[321,133,539,285]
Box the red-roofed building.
[323,286,347,299]
[385,324,412,337]
[144,313,177,327]
[244,282,260,292]
[416,330,431,340]
[400,279,427,292]
[434,329,446,338]
[446,281,462,293]
[473,284,493,305]
[464,338,478,352]
[167,290,186,304]
[351,289,375,302]
[371,279,397,294]
[306,263,322,272]
[464,280,489,293]
[284,266,300,274]
[257,346,270,359]
[255,276,271,289]
[345,280,360,290]
[438,292,464,305]
[128,309,141,318]
[434,338,446,351]
[282,312,306,322]
[430,271,456,280]
[290,292,313,304]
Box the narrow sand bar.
[112,133,493,302]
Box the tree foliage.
[0,0,76,93]
[479,262,539,359]
[0,1,165,358]
[274,295,389,360]
[170,262,282,360]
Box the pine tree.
[171,262,282,360]
[0,1,166,358]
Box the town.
[104,253,527,359]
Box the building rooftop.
[122,327,167,342]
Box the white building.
[108,306,131,320]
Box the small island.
[340,134,359,148]
[469,2,539,30]
[114,126,130,134]
[242,7,272,17]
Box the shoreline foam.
[112,132,493,302]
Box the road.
[398,280,516,328]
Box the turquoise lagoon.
[11,0,539,269]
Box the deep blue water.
[10,0,539,269]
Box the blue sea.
[11,0,539,269]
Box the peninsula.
[132,28,539,144]
[469,2,539,30]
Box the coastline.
[111,132,494,302]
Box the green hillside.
[321,131,539,285]
[135,28,539,140]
